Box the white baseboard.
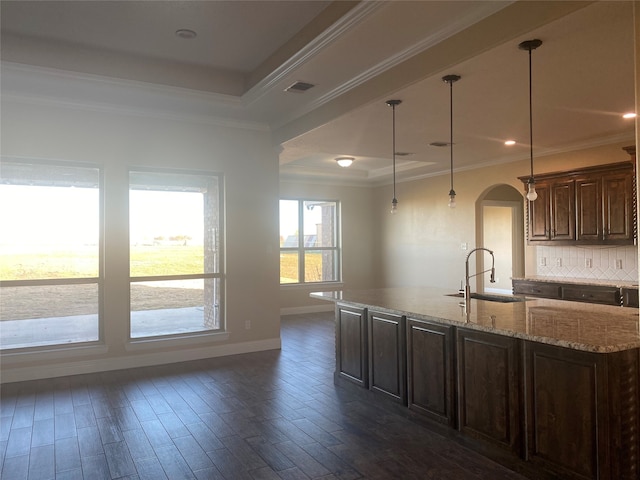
[280,304,334,316]
[0,338,281,384]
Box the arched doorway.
[476,184,525,294]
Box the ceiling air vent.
[285,81,315,93]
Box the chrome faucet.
[464,247,496,307]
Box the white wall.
[1,93,281,382]
[374,141,637,292]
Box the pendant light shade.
[442,74,461,208]
[519,39,542,202]
[386,99,402,214]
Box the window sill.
[1,343,109,364]
[280,282,344,289]
[125,331,230,352]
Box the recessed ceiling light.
[623,112,636,119]
[504,140,516,146]
[175,29,197,39]
[335,157,354,167]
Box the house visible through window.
[279,199,340,284]
[129,169,223,338]
[0,160,101,350]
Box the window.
[129,169,223,338]
[279,199,340,284]
[0,160,101,350]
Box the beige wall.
[374,141,635,292]
[279,180,376,313]
[1,98,281,382]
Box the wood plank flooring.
[0,312,527,479]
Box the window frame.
[128,167,225,341]
[279,198,342,285]
[0,158,104,352]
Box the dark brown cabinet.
[550,179,575,240]
[368,310,406,404]
[335,304,368,387]
[621,287,639,307]
[525,342,640,480]
[456,329,522,456]
[519,159,636,245]
[406,318,454,426]
[512,279,621,306]
[602,171,634,242]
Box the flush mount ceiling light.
[442,74,461,208]
[386,99,402,214]
[335,157,354,168]
[519,38,543,202]
[175,29,197,39]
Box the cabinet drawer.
[512,281,561,299]
[561,286,620,305]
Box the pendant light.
[519,39,542,201]
[442,74,461,208]
[386,99,402,214]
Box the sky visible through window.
[130,190,204,246]
[0,185,98,246]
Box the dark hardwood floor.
[0,312,527,479]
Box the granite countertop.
[511,276,638,288]
[311,287,640,353]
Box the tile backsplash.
[535,245,638,281]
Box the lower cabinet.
[368,310,406,404]
[456,329,522,456]
[406,318,454,426]
[525,342,640,480]
[334,310,640,479]
[335,304,368,387]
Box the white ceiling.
[1,1,636,186]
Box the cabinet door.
[528,182,550,241]
[603,172,633,242]
[336,305,368,387]
[406,318,454,426]
[456,329,522,455]
[550,180,575,240]
[524,342,608,480]
[576,175,602,241]
[368,311,406,404]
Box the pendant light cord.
[449,79,454,192]
[392,103,397,201]
[528,46,534,179]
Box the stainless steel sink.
[446,292,528,303]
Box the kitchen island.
[311,287,640,480]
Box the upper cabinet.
[519,149,636,245]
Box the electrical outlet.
[539,257,546,267]
[244,320,251,330]
[616,259,623,270]
[585,258,592,268]
[460,242,468,251]
[555,258,562,267]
